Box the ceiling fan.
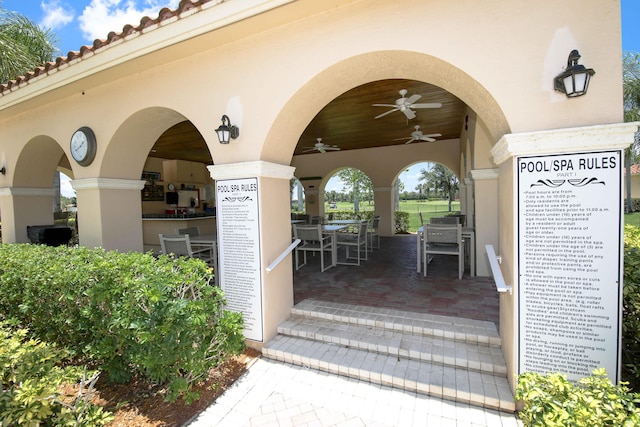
[373,89,442,120]
[394,125,442,144]
[302,138,341,153]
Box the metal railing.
[485,245,512,294]
[266,239,300,272]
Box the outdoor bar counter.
[142,213,216,253]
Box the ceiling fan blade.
[411,102,443,109]
[302,148,316,152]
[393,136,412,141]
[419,137,436,142]
[402,108,416,120]
[404,137,419,144]
[375,108,398,119]
[424,133,442,138]
[405,94,421,104]
[318,147,326,153]
[372,103,397,107]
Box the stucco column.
[464,177,475,227]
[209,161,295,349]
[469,169,499,277]
[304,189,321,218]
[489,122,638,393]
[0,187,55,243]
[374,187,393,236]
[458,179,467,221]
[71,178,146,252]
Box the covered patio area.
[293,234,500,327]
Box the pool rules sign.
[216,177,263,342]
[517,151,622,383]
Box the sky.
[2,0,638,196]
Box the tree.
[0,6,58,84]
[623,52,640,212]
[336,168,372,212]
[419,163,459,211]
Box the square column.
[71,178,146,252]
[0,187,55,243]
[490,122,638,392]
[210,161,296,348]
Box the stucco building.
[1,0,637,406]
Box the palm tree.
[0,6,58,84]
[623,52,640,212]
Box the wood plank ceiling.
[150,79,466,164]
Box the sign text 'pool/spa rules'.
[517,151,622,382]
[216,177,263,342]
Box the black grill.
[27,225,72,246]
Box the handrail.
[485,245,513,294]
[266,239,301,272]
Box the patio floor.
[293,234,500,327]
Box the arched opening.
[396,161,462,233]
[281,54,507,323]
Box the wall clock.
[70,126,97,166]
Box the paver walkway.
[187,356,523,426]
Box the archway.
[280,51,508,322]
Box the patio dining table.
[416,226,476,276]
[322,224,348,266]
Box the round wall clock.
[70,126,97,166]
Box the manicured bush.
[0,244,245,402]
[0,322,113,426]
[394,211,409,233]
[623,224,640,390]
[516,369,640,426]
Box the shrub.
[516,369,640,426]
[0,323,112,426]
[623,224,640,390]
[0,244,245,402]
[394,211,409,233]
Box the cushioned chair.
[423,223,464,279]
[293,224,335,272]
[336,220,369,265]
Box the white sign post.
[216,177,263,342]
[517,151,622,382]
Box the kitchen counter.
[142,212,215,219]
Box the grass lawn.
[298,203,640,234]
[297,199,460,233]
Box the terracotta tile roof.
[0,0,214,95]
[630,164,640,175]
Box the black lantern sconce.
[554,50,595,98]
[215,115,240,144]
[0,166,5,175]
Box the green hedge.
[0,244,245,402]
[0,323,113,426]
[516,369,640,426]
[623,224,640,390]
[516,225,640,424]
[395,211,409,233]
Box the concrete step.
[263,299,515,413]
